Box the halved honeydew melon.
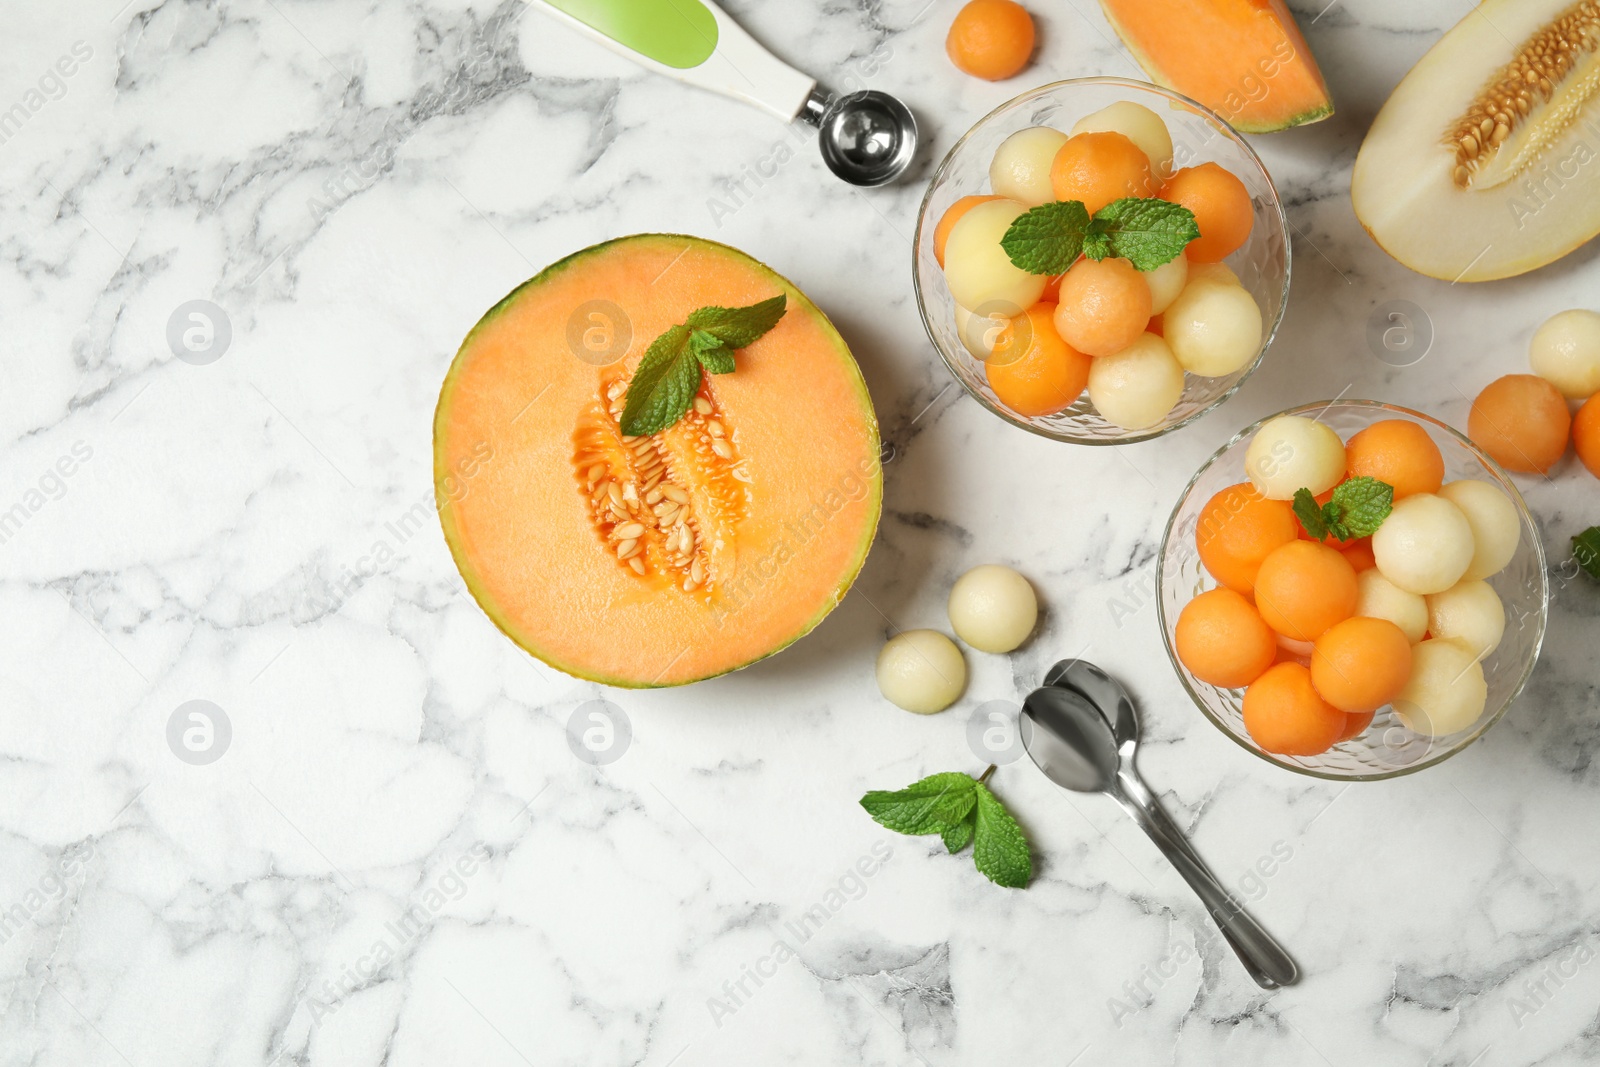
[1353,0,1600,282]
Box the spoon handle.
[1112,776,1299,989]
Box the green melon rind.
[1101,3,1334,134]
[433,233,883,689]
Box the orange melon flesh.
[1099,0,1334,134]
[435,235,881,688]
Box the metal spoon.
[1021,663,1299,989]
[530,0,918,187]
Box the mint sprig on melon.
[621,294,786,436]
[1001,196,1199,275]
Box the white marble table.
[4,1,1599,1064]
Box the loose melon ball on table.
[1049,131,1157,213]
[1252,541,1359,643]
[1425,580,1505,659]
[1158,163,1254,263]
[1344,419,1444,500]
[1143,253,1188,315]
[990,127,1069,206]
[985,304,1091,417]
[1242,662,1347,756]
[1174,587,1276,688]
[1437,479,1520,580]
[1354,568,1428,644]
[1070,101,1174,179]
[877,630,967,713]
[1576,394,1600,479]
[1162,277,1263,377]
[1372,493,1475,595]
[1394,639,1487,737]
[1310,616,1414,714]
[1195,483,1300,595]
[1086,333,1185,430]
[934,195,1001,268]
[1244,416,1346,500]
[948,564,1038,652]
[1468,374,1571,474]
[1530,309,1600,399]
[1053,257,1153,357]
[944,199,1047,313]
[946,0,1035,81]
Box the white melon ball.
[1087,333,1185,430]
[1188,262,1240,287]
[954,303,1010,361]
[1244,416,1346,500]
[948,564,1038,653]
[1355,569,1429,644]
[944,200,1048,314]
[1372,493,1475,595]
[1426,580,1506,659]
[989,127,1069,207]
[1437,479,1521,581]
[1163,279,1263,377]
[1394,638,1488,737]
[1070,101,1174,178]
[1529,308,1600,399]
[876,630,966,714]
[1144,253,1188,315]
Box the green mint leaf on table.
[941,810,976,854]
[1001,200,1090,275]
[1574,526,1600,581]
[859,772,977,835]
[620,295,786,435]
[971,782,1032,888]
[686,294,787,349]
[1091,197,1201,271]
[1293,488,1329,541]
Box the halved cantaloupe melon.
[1354,0,1600,282]
[1098,0,1333,134]
[435,235,881,688]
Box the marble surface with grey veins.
[3,0,1600,1064]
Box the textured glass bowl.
[1157,401,1549,780]
[912,77,1291,445]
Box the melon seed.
[617,538,640,559]
[608,482,625,507]
[629,557,647,575]
[711,440,733,459]
[615,522,645,540]
[694,397,712,415]
[707,420,725,437]
[662,485,689,504]
[691,558,705,585]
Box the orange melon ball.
[1242,662,1347,756]
[1468,374,1572,473]
[1195,483,1300,595]
[1040,269,1068,303]
[1052,257,1153,357]
[985,303,1091,416]
[1336,710,1374,742]
[1340,538,1377,572]
[1158,163,1254,263]
[1344,419,1445,499]
[1253,541,1359,643]
[1175,588,1276,688]
[934,195,1002,268]
[1574,393,1600,479]
[946,0,1035,81]
[1310,616,1414,714]
[1049,132,1157,213]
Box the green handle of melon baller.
[529,0,820,123]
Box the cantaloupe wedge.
[1099,0,1333,134]
[435,235,882,687]
[1353,0,1600,282]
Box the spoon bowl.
[808,89,919,187]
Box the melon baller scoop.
[528,0,918,187]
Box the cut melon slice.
[435,235,881,688]
[1098,0,1333,133]
[1353,0,1600,282]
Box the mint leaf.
[971,782,1031,888]
[1001,200,1091,275]
[1081,228,1113,261]
[1331,476,1394,539]
[1574,526,1600,581]
[690,330,735,374]
[860,772,977,835]
[1293,488,1329,541]
[1093,197,1200,271]
[941,810,975,854]
[687,294,786,349]
[620,325,698,436]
